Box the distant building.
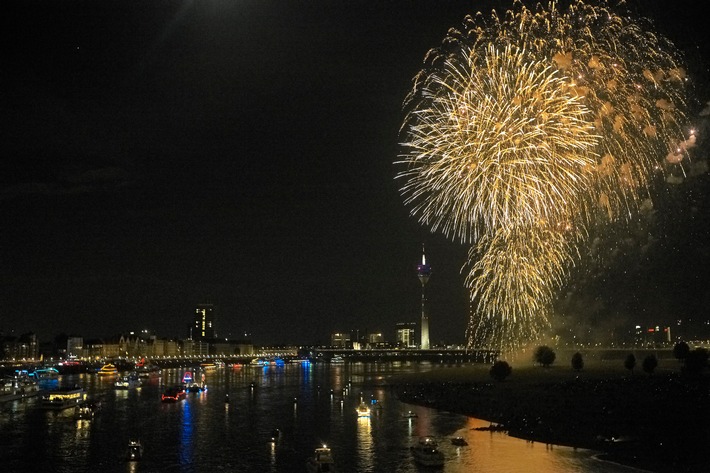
[66,336,83,358]
[119,333,146,358]
[211,340,254,356]
[191,339,210,357]
[162,339,181,357]
[330,332,350,348]
[396,322,417,348]
[635,325,671,346]
[0,332,39,361]
[84,338,120,359]
[368,332,384,344]
[193,303,216,340]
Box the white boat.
[306,445,336,473]
[40,386,85,410]
[402,410,418,418]
[411,436,445,467]
[0,374,40,403]
[330,355,345,364]
[114,376,131,389]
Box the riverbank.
[387,359,709,473]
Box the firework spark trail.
[397,0,691,352]
[400,43,599,243]
[464,227,579,350]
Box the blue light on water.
[180,398,193,465]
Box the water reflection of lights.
[75,418,91,430]
[180,399,194,466]
[356,416,374,471]
[269,439,276,470]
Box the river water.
[0,362,644,472]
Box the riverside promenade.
[389,354,709,473]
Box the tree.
[673,341,690,363]
[642,354,658,375]
[683,348,709,376]
[533,345,556,367]
[571,352,584,371]
[624,353,636,374]
[490,360,512,381]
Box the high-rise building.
[396,322,416,348]
[193,303,215,340]
[417,245,431,349]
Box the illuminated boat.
[135,358,161,378]
[161,385,186,402]
[0,373,40,403]
[40,386,85,410]
[74,401,100,419]
[114,376,131,389]
[330,355,345,364]
[356,402,371,417]
[306,445,336,473]
[411,436,445,467]
[182,371,194,384]
[402,410,418,418]
[30,367,59,379]
[186,382,206,393]
[199,361,216,370]
[97,363,118,376]
[126,439,143,461]
[450,436,468,446]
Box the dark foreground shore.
[388,362,709,473]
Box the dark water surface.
[0,362,644,472]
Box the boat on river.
[411,436,445,467]
[161,385,186,402]
[0,373,39,403]
[114,376,132,389]
[186,382,206,393]
[126,439,143,461]
[74,400,101,419]
[356,402,371,417]
[97,363,118,376]
[30,367,59,379]
[306,445,336,473]
[40,386,85,410]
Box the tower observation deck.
[417,245,431,349]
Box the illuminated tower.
[417,244,431,349]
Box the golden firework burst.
[397,0,692,353]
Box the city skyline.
[2,0,709,346]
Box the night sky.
[2,0,709,345]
